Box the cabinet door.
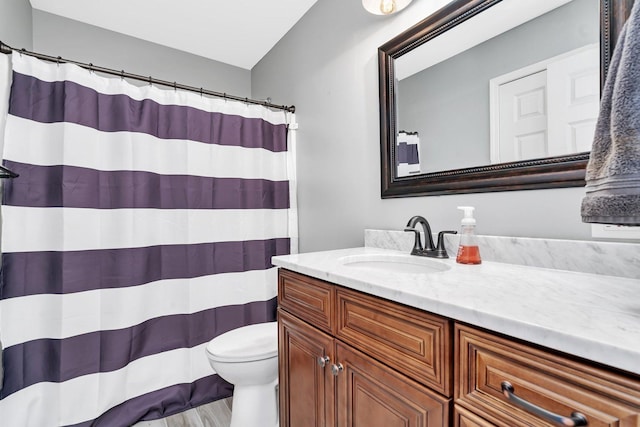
[454,404,496,427]
[335,342,450,427]
[456,324,640,426]
[279,309,335,427]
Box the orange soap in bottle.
[456,206,481,265]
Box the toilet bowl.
[205,321,278,427]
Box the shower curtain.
[0,53,297,426]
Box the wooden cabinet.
[455,323,640,426]
[278,269,640,427]
[278,269,452,427]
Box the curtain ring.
[88,63,94,74]
[173,81,177,91]
[200,87,203,97]
[56,56,62,67]
[223,93,227,102]
[20,48,26,57]
[148,76,152,86]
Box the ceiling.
[29,0,319,70]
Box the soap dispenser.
[456,206,481,264]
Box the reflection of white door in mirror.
[547,45,600,155]
[495,70,548,163]
[490,44,599,163]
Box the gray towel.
[581,0,640,225]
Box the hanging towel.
[581,0,640,225]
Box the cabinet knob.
[501,381,588,426]
[331,363,344,376]
[317,356,330,367]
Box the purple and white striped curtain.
[0,53,297,426]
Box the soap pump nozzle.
[458,206,476,225]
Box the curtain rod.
[0,41,295,113]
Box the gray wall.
[32,10,251,97]
[0,0,32,49]
[399,0,598,173]
[252,0,601,253]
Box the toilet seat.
[206,321,277,363]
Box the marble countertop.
[272,247,640,376]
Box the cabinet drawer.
[455,323,640,427]
[336,287,453,396]
[278,269,334,333]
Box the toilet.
[205,321,279,427]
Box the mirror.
[379,0,635,197]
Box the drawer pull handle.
[317,356,330,367]
[331,363,344,376]
[501,382,588,426]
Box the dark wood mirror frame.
[379,0,635,198]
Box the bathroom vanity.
[273,246,640,426]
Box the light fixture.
[362,0,413,15]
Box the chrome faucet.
[404,215,457,258]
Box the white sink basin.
[338,253,451,275]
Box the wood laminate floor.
[132,397,232,427]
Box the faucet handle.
[434,230,457,258]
